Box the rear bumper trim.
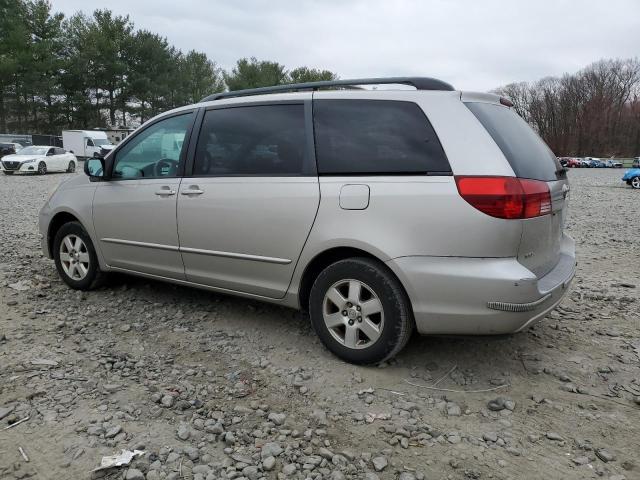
[385,233,576,335]
[487,294,551,312]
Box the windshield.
[17,146,48,155]
[93,138,111,146]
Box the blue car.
[622,168,640,189]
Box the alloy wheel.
[632,177,640,189]
[322,279,384,349]
[59,234,90,280]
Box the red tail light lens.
[455,176,551,219]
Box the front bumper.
[39,201,53,258]
[387,234,576,335]
[1,161,37,173]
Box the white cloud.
[53,0,640,91]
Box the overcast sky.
[54,0,640,91]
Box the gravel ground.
[0,168,639,480]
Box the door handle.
[181,186,204,195]
[155,187,176,196]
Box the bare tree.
[494,58,640,157]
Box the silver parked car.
[39,77,576,364]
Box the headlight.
[23,158,36,164]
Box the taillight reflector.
[455,176,551,219]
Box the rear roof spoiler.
[461,91,505,105]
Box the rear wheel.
[309,257,414,365]
[53,222,103,290]
[66,161,76,173]
[37,161,47,175]
[632,177,640,189]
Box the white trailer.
[62,130,115,160]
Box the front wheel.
[53,222,103,290]
[37,161,47,175]
[309,257,414,365]
[632,177,640,189]
[66,161,76,173]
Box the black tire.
[53,221,104,290]
[37,161,47,175]
[66,161,76,173]
[3,171,13,175]
[309,257,414,365]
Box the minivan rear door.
[465,100,568,277]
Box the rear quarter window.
[314,100,450,175]
[465,102,562,181]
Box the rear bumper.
[387,234,576,335]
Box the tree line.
[2,1,639,157]
[0,0,337,134]
[494,58,640,157]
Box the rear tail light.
[455,176,551,219]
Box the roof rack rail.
[200,76,455,102]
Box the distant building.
[104,128,135,144]
[0,133,32,145]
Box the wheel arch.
[296,246,411,314]
[48,211,83,256]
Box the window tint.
[113,113,193,179]
[314,100,450,175]
[465,102,562,181]
[193,105,307,176]
[54,147,65,155]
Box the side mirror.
[84,157,106,181]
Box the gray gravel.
[0,168,639,479]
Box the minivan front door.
[177,102,319,298]
[93,112,195,279]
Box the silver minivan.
[39,77,576,364]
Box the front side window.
[112,113,193,179]
[193,105,307,176]
[314,100,450,175]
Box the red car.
[566,158,581,168]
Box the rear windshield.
[465,102,563,181]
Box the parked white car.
[1,146,77,175]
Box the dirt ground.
[0,167,638,480]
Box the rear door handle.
[181,186,204,195]
[155,186,176,196]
